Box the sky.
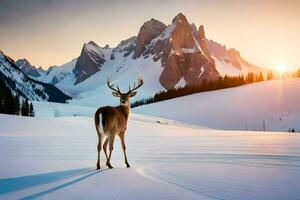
[0,0,299,70]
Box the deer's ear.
[112,92,120,97]
[130,91,137,97]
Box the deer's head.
[107,77,144,105]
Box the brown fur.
[94,105,130,135]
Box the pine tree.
[1,83,15,114]
[267,71,273,80]
[29,102,35,117]
[14,95,20,115]
[246,72,254,83]
[258,72,264,81]
[0,81,21,115]
[21,99,30,116]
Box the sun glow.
[276,64,288,74]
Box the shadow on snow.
[0,167,107,199]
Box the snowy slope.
[0,113,300,200]
[67,54,164,107]
[37,59,77,89]
[214,56,261,76]
[134,79,300,132]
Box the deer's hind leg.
[96,134,102,170]
[103,137,109,160]
[97,134,107,170]
[106,134,116,169]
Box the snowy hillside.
[38,59,77,86]
[134,79,300,132]
[0,113,299,200]
[0,51,70,102]
[26,13,261,104]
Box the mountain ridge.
[12,13,262,105]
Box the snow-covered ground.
[0,113,300,200]
[134,79,300,132]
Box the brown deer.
[94,77,144,169]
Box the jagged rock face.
[113,36,137,57]
[16,59,41,77]
[74,41,106,85]
[225,48,242,69]
[196,25,212,59]
[206,39,227,59]
[138,13,220,89]
[207,39,256,70]
[133,19,166,59]
[37,66,45,74]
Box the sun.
[276,64,287,74]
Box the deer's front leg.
[120,132,130,168]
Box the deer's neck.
[120,103,131,121]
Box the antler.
[127,77,144,94]
[107,77,121,94]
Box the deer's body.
[95,78,143,169]
[95,105,130,136]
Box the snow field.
[0,113,300,199]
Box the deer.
[94,77,144,170]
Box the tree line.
[266,68,300,80]
[132,68,300,108]
[131,72,265,108]
[0,81,35,116]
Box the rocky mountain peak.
[168,14,194,50]
[113,36,137,57]
[227,48,241,59]
[16,58,41,77]
[86,41,99,47]
[74,41,106,85]
[196,25,212,59]
[37,66,45,73]
[156,14,219,89]
[172,12,189,25]
[133,18,166,58]
[190,23,197,34]
[16,58,30,65]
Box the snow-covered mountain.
[0,51,70,102]
[28,13,262,104]
[74,41,106,84]
[15,58,44,77]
